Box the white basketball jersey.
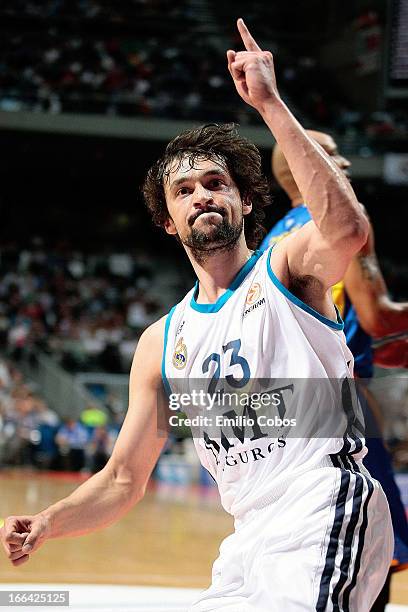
[163,248,364,518]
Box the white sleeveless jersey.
[163,248,365,518]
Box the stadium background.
[0,0,407,609]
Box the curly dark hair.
[142,123,270,250]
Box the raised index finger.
[237,18,262,52]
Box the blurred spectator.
[55,417,89,471]
[87,425,111,472]
[35,399,60,468]
[0,359,61,468]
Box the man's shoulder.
[128,318,168,389]
[139,316,167,350]
[138,295,191,351]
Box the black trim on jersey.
[338,378,365,458]
[331,473,364,610]
[316,465,350,611]
[317,456,374,611]
[342,478,374,611]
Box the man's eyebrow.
[169,169,229,190]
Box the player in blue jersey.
[260,130,408,611]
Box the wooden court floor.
[1,470,407,605]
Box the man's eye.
[209,179,222,188]
[177,187,190,196]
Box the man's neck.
[187,237,253,304]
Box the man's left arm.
[228,19,369,301]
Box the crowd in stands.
[1,1,407,150]
[0,23,241,122]
[0,0,196,23]
[0,239,185,374]
[0,357,121,471]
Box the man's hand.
[1,514,49,566]
[227,18,280,113]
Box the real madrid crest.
[173,337,187,370]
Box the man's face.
[163,156,252,255]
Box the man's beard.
[181,217,243,265]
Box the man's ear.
[164,217,177,235]
[242,196,252,217]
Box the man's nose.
[193,184,213,206]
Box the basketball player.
[1,20,393,611]
[260,131,408,611]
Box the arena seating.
[0,0,406,150]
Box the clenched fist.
[227,19,280,114]
[1,514,49,566]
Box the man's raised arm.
[1,318,168,566]
[227,19,369,291]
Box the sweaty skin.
[272,130,408,367]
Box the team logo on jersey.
[246,282,262,305]
[173,337,187,369]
